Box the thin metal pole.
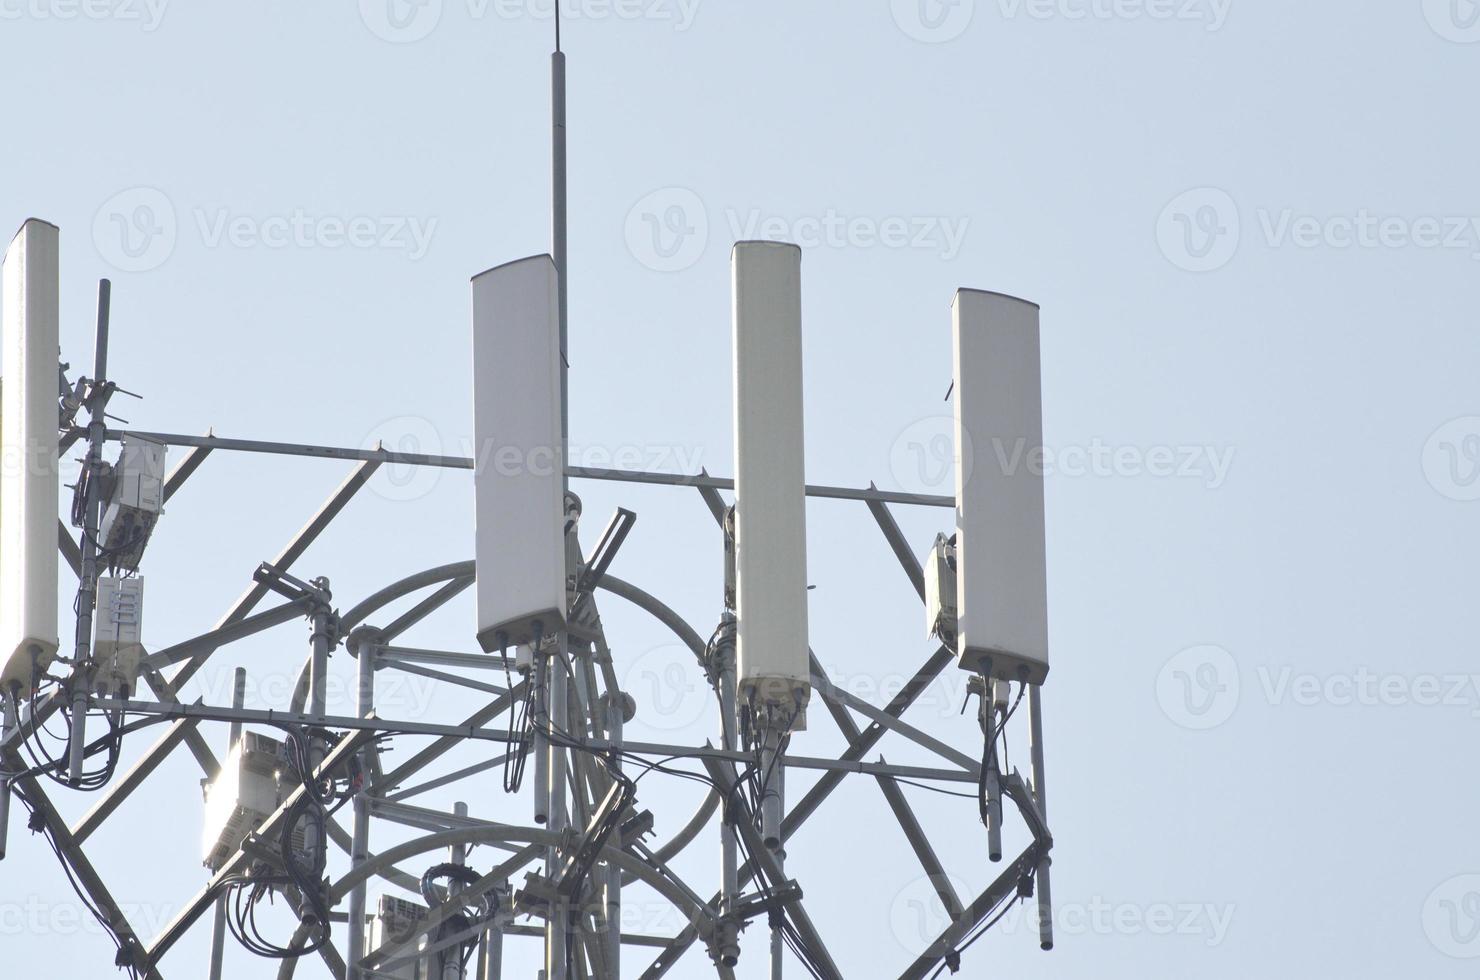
[94,279,111,380]
[479,883,506,980]
[983,683,1002,863]
[0,694,17,859]
[603,695,624,979]
[67,280,114,784]
[545,636,570,980]
[445,801,469,980]
[302,591,332,927]
[549,49,571,974]
[207,667,246,980]
[552,47,568,448]
[346,636,376,978]
[534,651,550,826]
[309,586,332,720]
[716,617,740,969]
[1026,684,1053,951]
[760,724,786,980]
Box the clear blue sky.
[2,2,1479,977]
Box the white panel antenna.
[732,241,810,726]
[0,219,61,692]
[952,289,1049,684]
[473,255,567,651]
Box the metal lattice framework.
[0,34,1055,980]
[2,424,1053,978]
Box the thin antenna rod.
[552,40,568,466]
[94,278,111,382]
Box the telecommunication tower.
[0,27,1056,980]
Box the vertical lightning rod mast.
[548,10,572,979]
[68,279,113,784]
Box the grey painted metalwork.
[5,40,1057,980]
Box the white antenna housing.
[952,289,1049,684]
[473,255,567,651]
[732,241,810,724]
[1,219,61,691]
[99,434,167,572]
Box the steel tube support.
[301,591,332,928]
[534,651,551,826]
[1027,683,1053,950]
[984,692,1003,864]
[603,693,625,980]
[552,46,569,442]
[759,725,786,980]
[546,635,570,980]
[716,618,739,969]
[207,668,247,980]
[550,37,574,975]
[67,280,115,784]
[108,431,955,509]
[441,802,470,980]
[0,695,15,859]
[346,633,377,978]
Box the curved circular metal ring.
[285,559,726,876]
[275,823,718,980]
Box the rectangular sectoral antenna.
[1,219,61,693]
[953,289,1049,685]
[732,241,810,726]
[472,255,567,651]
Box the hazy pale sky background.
[2,1,1479,977]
